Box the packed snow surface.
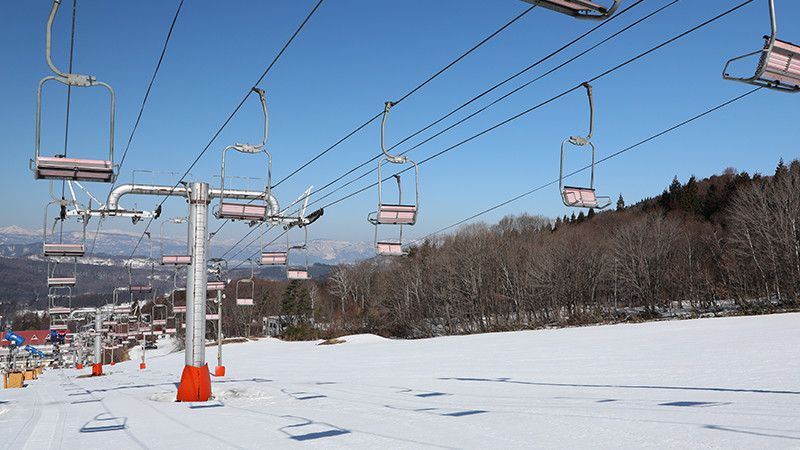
[2,314,799,448]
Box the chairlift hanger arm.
[381,102,409,164]
[569,82,593,145]
[231,88,269,153]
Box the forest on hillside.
[311,159,800,338]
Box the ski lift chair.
[559,83,611,209]
[367,102,419,256]
[166,267,188,316]
[519,0,620,21]
[47,259,77,288]
[255,225,288,265]
[236,279,254,306]
[235,260,255,305]
[722,0,800,92]
[165,316,178,335]
[43,202,87,257]
[215,88,274,222]
[207,257,228,292]
[164,277,179,334]
[372,175,410,256]
[127,262,154,294]
[129,232,155,292]
[152,304,168,328]
[32,0,117,183]
[48,287,72,332]
[286,227,311,280]
[160,218,192,265]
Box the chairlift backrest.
[722,0,800,92]
[519,0,620,21]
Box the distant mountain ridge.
[0,225,374,264]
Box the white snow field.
[2,313,799,449]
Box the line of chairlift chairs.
[31,0,800,333]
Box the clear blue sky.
[2,0,798,256]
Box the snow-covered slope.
[2,314,799,448]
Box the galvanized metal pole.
[94,308,101,364]
[217,289,223,368]
[185,182,209,368]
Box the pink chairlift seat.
[129,285,152,293]
[377,242,404,256]
[48,277,76,287]
[43,243,85,257]
[376,204,417,225]
[260,251,288,265]
[161,254,192,265]
[207,281,226,291]
[287,269,310,280]
[561,186,610,209]
[35,156,115,182]
[760,38,800,86]
[217,202,267,221]
[236,298,254,306]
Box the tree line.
[316,159,800,338]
